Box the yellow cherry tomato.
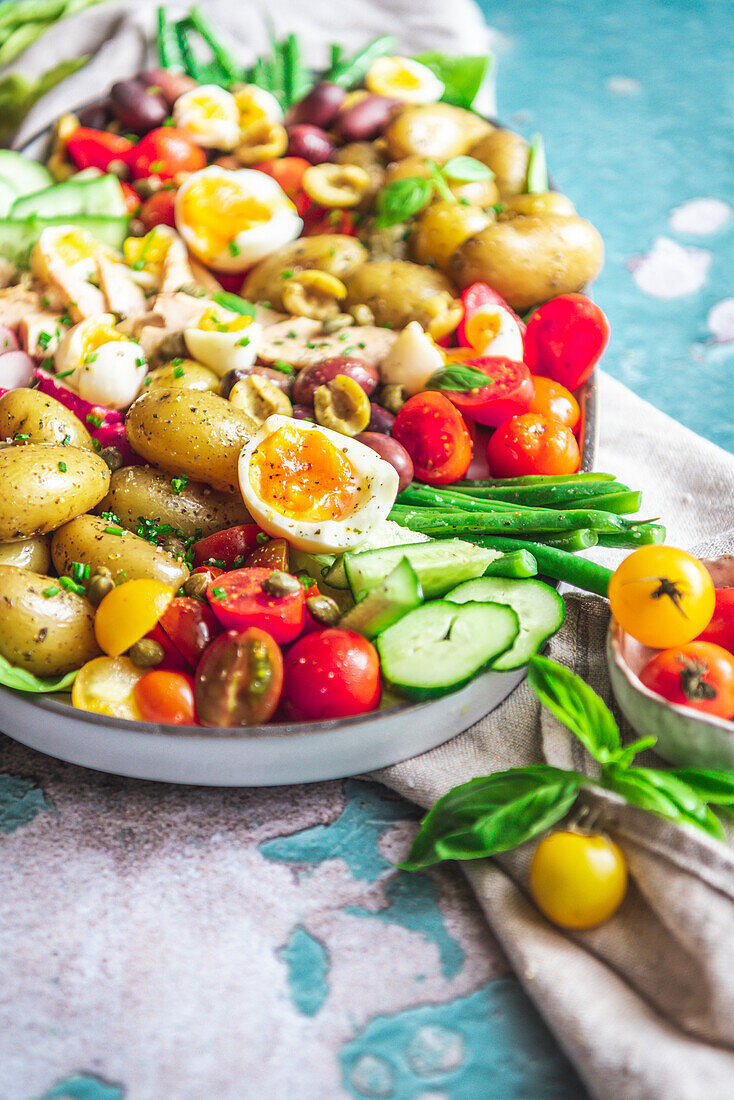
[72,656,146,720]
[94,578,174,656]
[530,830,628,930]
[607,545,715,649]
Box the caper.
[128,638,165,668]
[350,303,375,326]
[261,570,301,597]
[153,331,187,363]
[161,535,188,559]
[381,383,407,415]
[129,218,147,237]
[135,176,163,199]
[86,572,115,605]
[183,573,209,600]
[306,594,341,625]
[107,158,130,180]
[100,446,124,472]
[321,313,355,334]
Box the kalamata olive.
[367,402,395,435]
[356,432,414,492]
[138,67,197,108]
[77,98,111,129]
[286,124,335,165]
[291,404,315,421]
[110,79,169,134]
[286,82,347,129]
[335,95,401,143]
[292,357,379,406]
[220,366,293,399]
[195,627,284,727]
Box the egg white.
[238,414,400,554]
[172,85,240,150]
[234,85,284,128]
[184,318,262,377]
[366,57,444,104]
[465,304,524,361]
[55,314,146,408]
[175,166,303,272]
[379,321,445,396]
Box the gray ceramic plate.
[0,112,598,785]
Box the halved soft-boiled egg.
[233,84,284,130]
[172,85,240,150]
[366,56,444,104]
[123,225,176,283]
[184,308,261,377]
[30,225,118,319]
[379,321,445,396]
[55,314,147,409]
[239,415,400,553]
[463,303,524,361]
[175,166,303,272]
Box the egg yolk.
[465,311,502,350]
[53,229,98,266]
[181,176,277,256]
[235,92,268,127]
[390,65,423,91]
[123,228,171,275]
[80,318,126,361]
[185,93,229,121]
[249,424,358,523]
[198,310,254,334]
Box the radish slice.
[0,351,36,391]
[0,325,19,356]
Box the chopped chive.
[55,368,75,379]
[57,461,67,472]
[59,576,86,595]
[211,586,226,600]
[104,525,124,536]
[42,586,59,598]
[13,432,30,441]
[173,365,185,378]
[171,475,189,494]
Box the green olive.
[314,374,371,436]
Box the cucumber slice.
[324,520,431,589]
[483,549,538,579]
[377,600,519,700]
[339,557,422,638]
[289,547,336,581]
[0,152,52,197]
[446,576,564,670]
[0,215,130,268]
[0,179,16,218]
[11,174,126,220]
[344,538,499,601]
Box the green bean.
[526,132,548,193]
[542,529,598,551]
[483,549,538,578]
[390,506,629,536]
[399,484,532,513]
[330,43,343,69]
[0,21,47,67]
[457,473,616,488]
[547,490,642,515]
[284,33,312,106]
[326,34,399,88]
[597,524,666,548]
[188,5,242,83]
[445,480,630,506]
[174,20,199,81]
[467,536,612,597]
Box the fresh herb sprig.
[375,158,493,229]
[401,656,734,870]
[425,363,497,392]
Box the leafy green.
[374,176,435,229]
[425,363,496,392]
[669,769,734,805]
[0,651,78,694]
[527,655,621,763]
[526,132,549,193]
[413,51,491,110]
[325,35,399,89]
[442,156,494,183]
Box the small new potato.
[0,388,93,449]
[384,103,492,162]
[97,466,251,539]
[145,359,220,393]
[448,214,605,313]
[0,535,51,573]
[504,192,576,217]
[126,388,259,493]
[469,128,530,198]
[412,200,493,271]
[0,565,100,676]
[385,155,499,207]
[52,514,190,589]
[344,260,462,338]
[243,234,367,312]
[0,444,110,542]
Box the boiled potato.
[125,388,258,493]
[504,192,576,217]
[469,129,530,199]
[243,235,367,311]
[145,359,220,393]
[412,200,493,271]
[384,155,500,208]
[0,536,51,572]
[385,104,492,162]
[0,565,99,676]
[52,514,189,589]
[344,260,462,338]
[0,444,110,542]
[98,465,251,539]
[448,213,605,312]
[0,388,93,449]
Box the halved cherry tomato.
[242,537,289,571]
[639,641,734,720]
[191,565,224,583]
[127,127,206,181]
[283,628,381,721]
[145,622,191,672]
[253,156,312,218]
[486,412,580,478]
[608,547,715,649]
[192,523,263,569]
[442,356,534,427]
[159,596,222,668]
[72,656,145,720]
[195,627,284,727]
[139,188,177,230]
[66,128,133,171]
[133,670,197,725]
[120,181,141,215]
[393,391,472,485]
[528,375,580,431]
[207,568,306,644]
[303,207,356,236]
[95,579,174,657]
[457,282,525,347]
[523,293,610,391]
[697,588,734,654]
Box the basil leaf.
[442,156,494,183]
[669,769,734,805]
[527,655,621,762]
[603,765,724,838]
[413,51,491,110]
[374,176,435,229]
[525,132,548,194]
[0,651,78,694]
[613,735,658,768]
[425,363,493,392]
[428,161,456,203]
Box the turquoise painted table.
[2,2,732,1097]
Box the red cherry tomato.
[393,391,472,485]
[253,156,310,198]
[523,293,610,391]
[696,588,734,654]
[486,412,580,477]
[127,127,206,181]
[639,641,734,720]
[283,628,381,721]
[528,375,580,430]
[191,564,224,582]
[139,188,177,229]
[133,670,197,725]
[120,181,141,215]
[145,622,191,672]
[457,282,525,346]
[66,128,133,171]
[159,596,222,668]
[192,524,264,569]
[441,356,534,427]
[207,568,306,644]
[303,207,357,236]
